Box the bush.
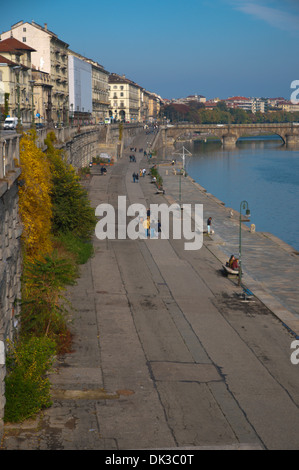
[4,337,56,423]
[20,252,76,342]
[55,231,94,265]
[45,132,97,239]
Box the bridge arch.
[160,123,299,150]
[235,132,285,145]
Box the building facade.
[1,21,69,125]
[68,50,110,124]
[87,58,109,123]
[68,54,92,124]
[108,73,141,122]
[31,67,53,126]
[0,37,35,125]
[224,96,267,113]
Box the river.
[181,136,299,252]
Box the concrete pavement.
[157,161,299,336]
[2,132,299,450]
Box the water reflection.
[178,136,299,251]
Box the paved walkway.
[2,133,299,451]
[157,162,299,337]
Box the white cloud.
[230,1,299,33]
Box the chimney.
[44,23,48,31]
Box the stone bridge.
[155,123,299,155]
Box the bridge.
[155,123,299,155]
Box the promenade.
[2,131,299,451]
[158,162,299,335]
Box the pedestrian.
[151,219,158,238]
[143,216,150,237]
[207,217,212,234]
[135,172,139,182]
[132,172,136,183]
[231,257,239,271]
[227,254,235,268]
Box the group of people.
[132,172,139,182]
[141,209,161,238]
[226,254,239,271]
[132,168,146,182]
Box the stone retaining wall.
[0,166,22,435]
[0,122,142,437]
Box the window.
[22,37,26,43]
[23,27,26,32]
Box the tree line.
[161,101,299,124]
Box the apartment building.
[108,73,141,122]
[225,96,267,113]
[0,36,35,125]
[281,101,299,113]
[87,58,109,123]
[68,50,109,124]
[1,21,69,125]
[31,67,53,126]
[68,53,92,124]
[147,91,162,122]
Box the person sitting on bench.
[231,258,239,270]
[226,254,235,268]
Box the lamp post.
[29,79,35,128]
[13,65,21,131]
[238,200,251,286]
[174,146,191,209]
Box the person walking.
[132,172,136,183]
[143,216,150,237]
[207,217,212,234]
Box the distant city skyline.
[0,0,298,100]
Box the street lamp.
[174,146,192,209]
[12,65,21,131]
[29,79,35,128]
[238,200,251,286]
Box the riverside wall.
[0,134,22,435]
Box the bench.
[241,286,254,301]
[156,186,165,194]
[223,265,239,276]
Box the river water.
[181,136,299,252]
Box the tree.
[19,131,53,260]
[45,131,96,239]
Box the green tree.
[45,131,96,239]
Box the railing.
[0,134,21,179]
[0,122,143,179]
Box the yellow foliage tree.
[19,131,53,259]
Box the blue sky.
[1,0,298,99]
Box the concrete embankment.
[2,132,299,450]
[157,161,299,338]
